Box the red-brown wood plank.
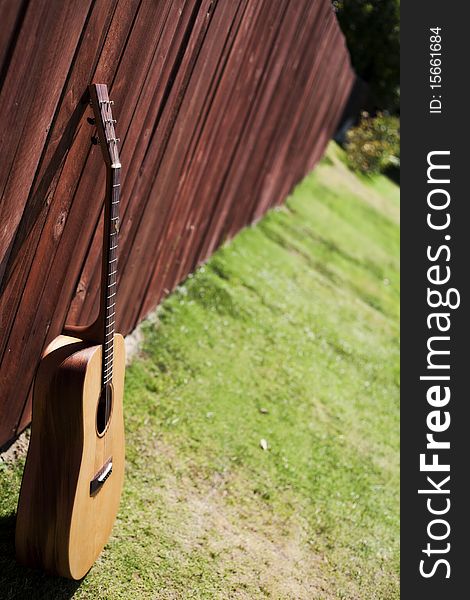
[0,0,26,82]
[0,0,93,275]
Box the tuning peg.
[87,117,96,125]
[91,136,99,145]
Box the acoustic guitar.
[16,83,125,580]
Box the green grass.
[0,143,399,599]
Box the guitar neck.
[86,82,121,389]
[101,166,120,387]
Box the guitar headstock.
[89,83,120,168]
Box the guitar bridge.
[90,457,113,496]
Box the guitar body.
[16,333,125,579]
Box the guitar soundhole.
[96,383,113,436]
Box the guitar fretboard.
[102,167,120,388]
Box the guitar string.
[96,89,120,462]
[105,132,119,461]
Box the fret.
[107,292,116,299]
[107,282,116,288]
[109,270,117,276]
[106,321,115,329]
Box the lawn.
[0,143,399,599]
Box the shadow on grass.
[0,513,82,599]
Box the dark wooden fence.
[0,0,354,448]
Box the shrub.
[345,112,400,175]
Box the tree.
[334,0,400,113]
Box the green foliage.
[346,112,400,175]
[334,0,400,112]
[0,145,399,599]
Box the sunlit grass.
[0,143,399,599]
